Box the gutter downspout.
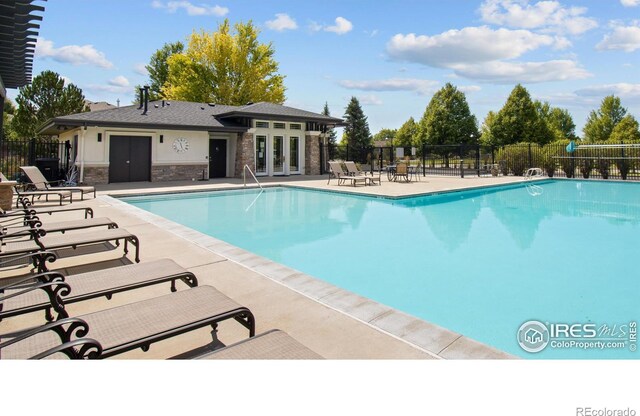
[79,125,86,183]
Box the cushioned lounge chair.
[0,285,255,359]
[1,172,73,207]
[20,166,96,200]
[327,161,367,187]
[0,258,198,322]
[1,217,118,241]
[0,227,141,264]
[189,329,322,360]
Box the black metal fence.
[320,142,640,181]
[0,136,71,181]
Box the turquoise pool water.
[122,180,639,359]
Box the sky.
[8,0,640,137]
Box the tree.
[343,97,372,150]
[480,111,497,146]
[372,128,397,144]
[321,102,338,150]
[137,41,184,101]
[164,19,286,105]
[491,84,549,146]
[583,95,628,142]
[608,115,640,142]
[12,70,88,139]
[2,98,17,139]
[534,100,576,142]
[417,83,478,147]
[394,118,418,147]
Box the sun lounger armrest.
[30,338,103,359]
[0,271,65,291]
[0,317,93,357]
[0,280,70,316]
[0,251,57,270]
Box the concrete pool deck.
[1,174,529,359]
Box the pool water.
[122,180,639,358]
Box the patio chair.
[1,198,93,221]
[20,166,96,200]
[1,172,73,208]
[393,162,410,182]
[409,163,422,182]
[0,258,198,322]
[344,161,381,185]
[183,329,322,360]
[0,285,255,359]
[0,227,141,264]
[327,161,367,187]
[1,216,118,241]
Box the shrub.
[495,143,543,176]
[597,158,610,179]
[579,158,593,179]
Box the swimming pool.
[122,180,639,359]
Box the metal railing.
[243,164,263,189]
[0,136,71,181]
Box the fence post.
[28,138,36,166]
[528,143,532,168]
[476,144,480,177]
[422,144,426,177]
[460,144,464,178]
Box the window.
[255,121,269,128]
[290,123,302,130]
[273,122,286,129]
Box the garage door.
[109,136,151,183]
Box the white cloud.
[308,21,323,32]
[621,0,640,6]
[133,63,148,76]
[151,1,228,16]
[265,13,298,32]
[454,60,592,83]
[356,94,383,105]
[386,26,554,67]
[596,24,640,52]
[478,0,598,35]
[575,83,640,99]
[339,78,439,96]
[459,85,482,93]
[35,37,113,69]
[108,76,130,88]
[325,17,353,35]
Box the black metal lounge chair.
[1,217,118,241]
[1,171,73,207]
[187,329,322,360]
[0,227,141,264]
[0,200,93,220]
[20,166,96,200]
[0,285,255,359]
[0,258,198,322]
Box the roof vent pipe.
[143,86,150,115]
[137,88,144,110]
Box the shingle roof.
[217,102,344,124]
[39,100,344,135]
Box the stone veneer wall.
[82,166,109,185]
[151,164,208,182]
[305,133,321,175]
[234,132,255,178]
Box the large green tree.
[2,98,17,139]
[417,83,478,147]
[608,115,640,142]
[490,84,550,145]
[343,97,372,149]
[372,128,397,144]
[535,100,576,142]
[164,19,286,105]
[480,111,497,146]
[13,70,88,139]
[583,95,630,142]
[137,41,184,101]
[394,117,418,147]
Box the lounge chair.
[344,161,381,185]
[1,172,74,207]
[0,285,255,359]
[183,329,322,359]
[0,258,198,322]
[1,217,118,241]
[0,227,141,264]
[20,166,96,200]
[0,199,93,220]
[327,161,367,187]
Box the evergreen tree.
[136,41,184,101]
[583,95,629,142]
[491,84,549,145]
[13,70,88,139]
[417,83,478,147]
[343,97,372,150]
[321,102,337,147]
[164,19,286,105]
